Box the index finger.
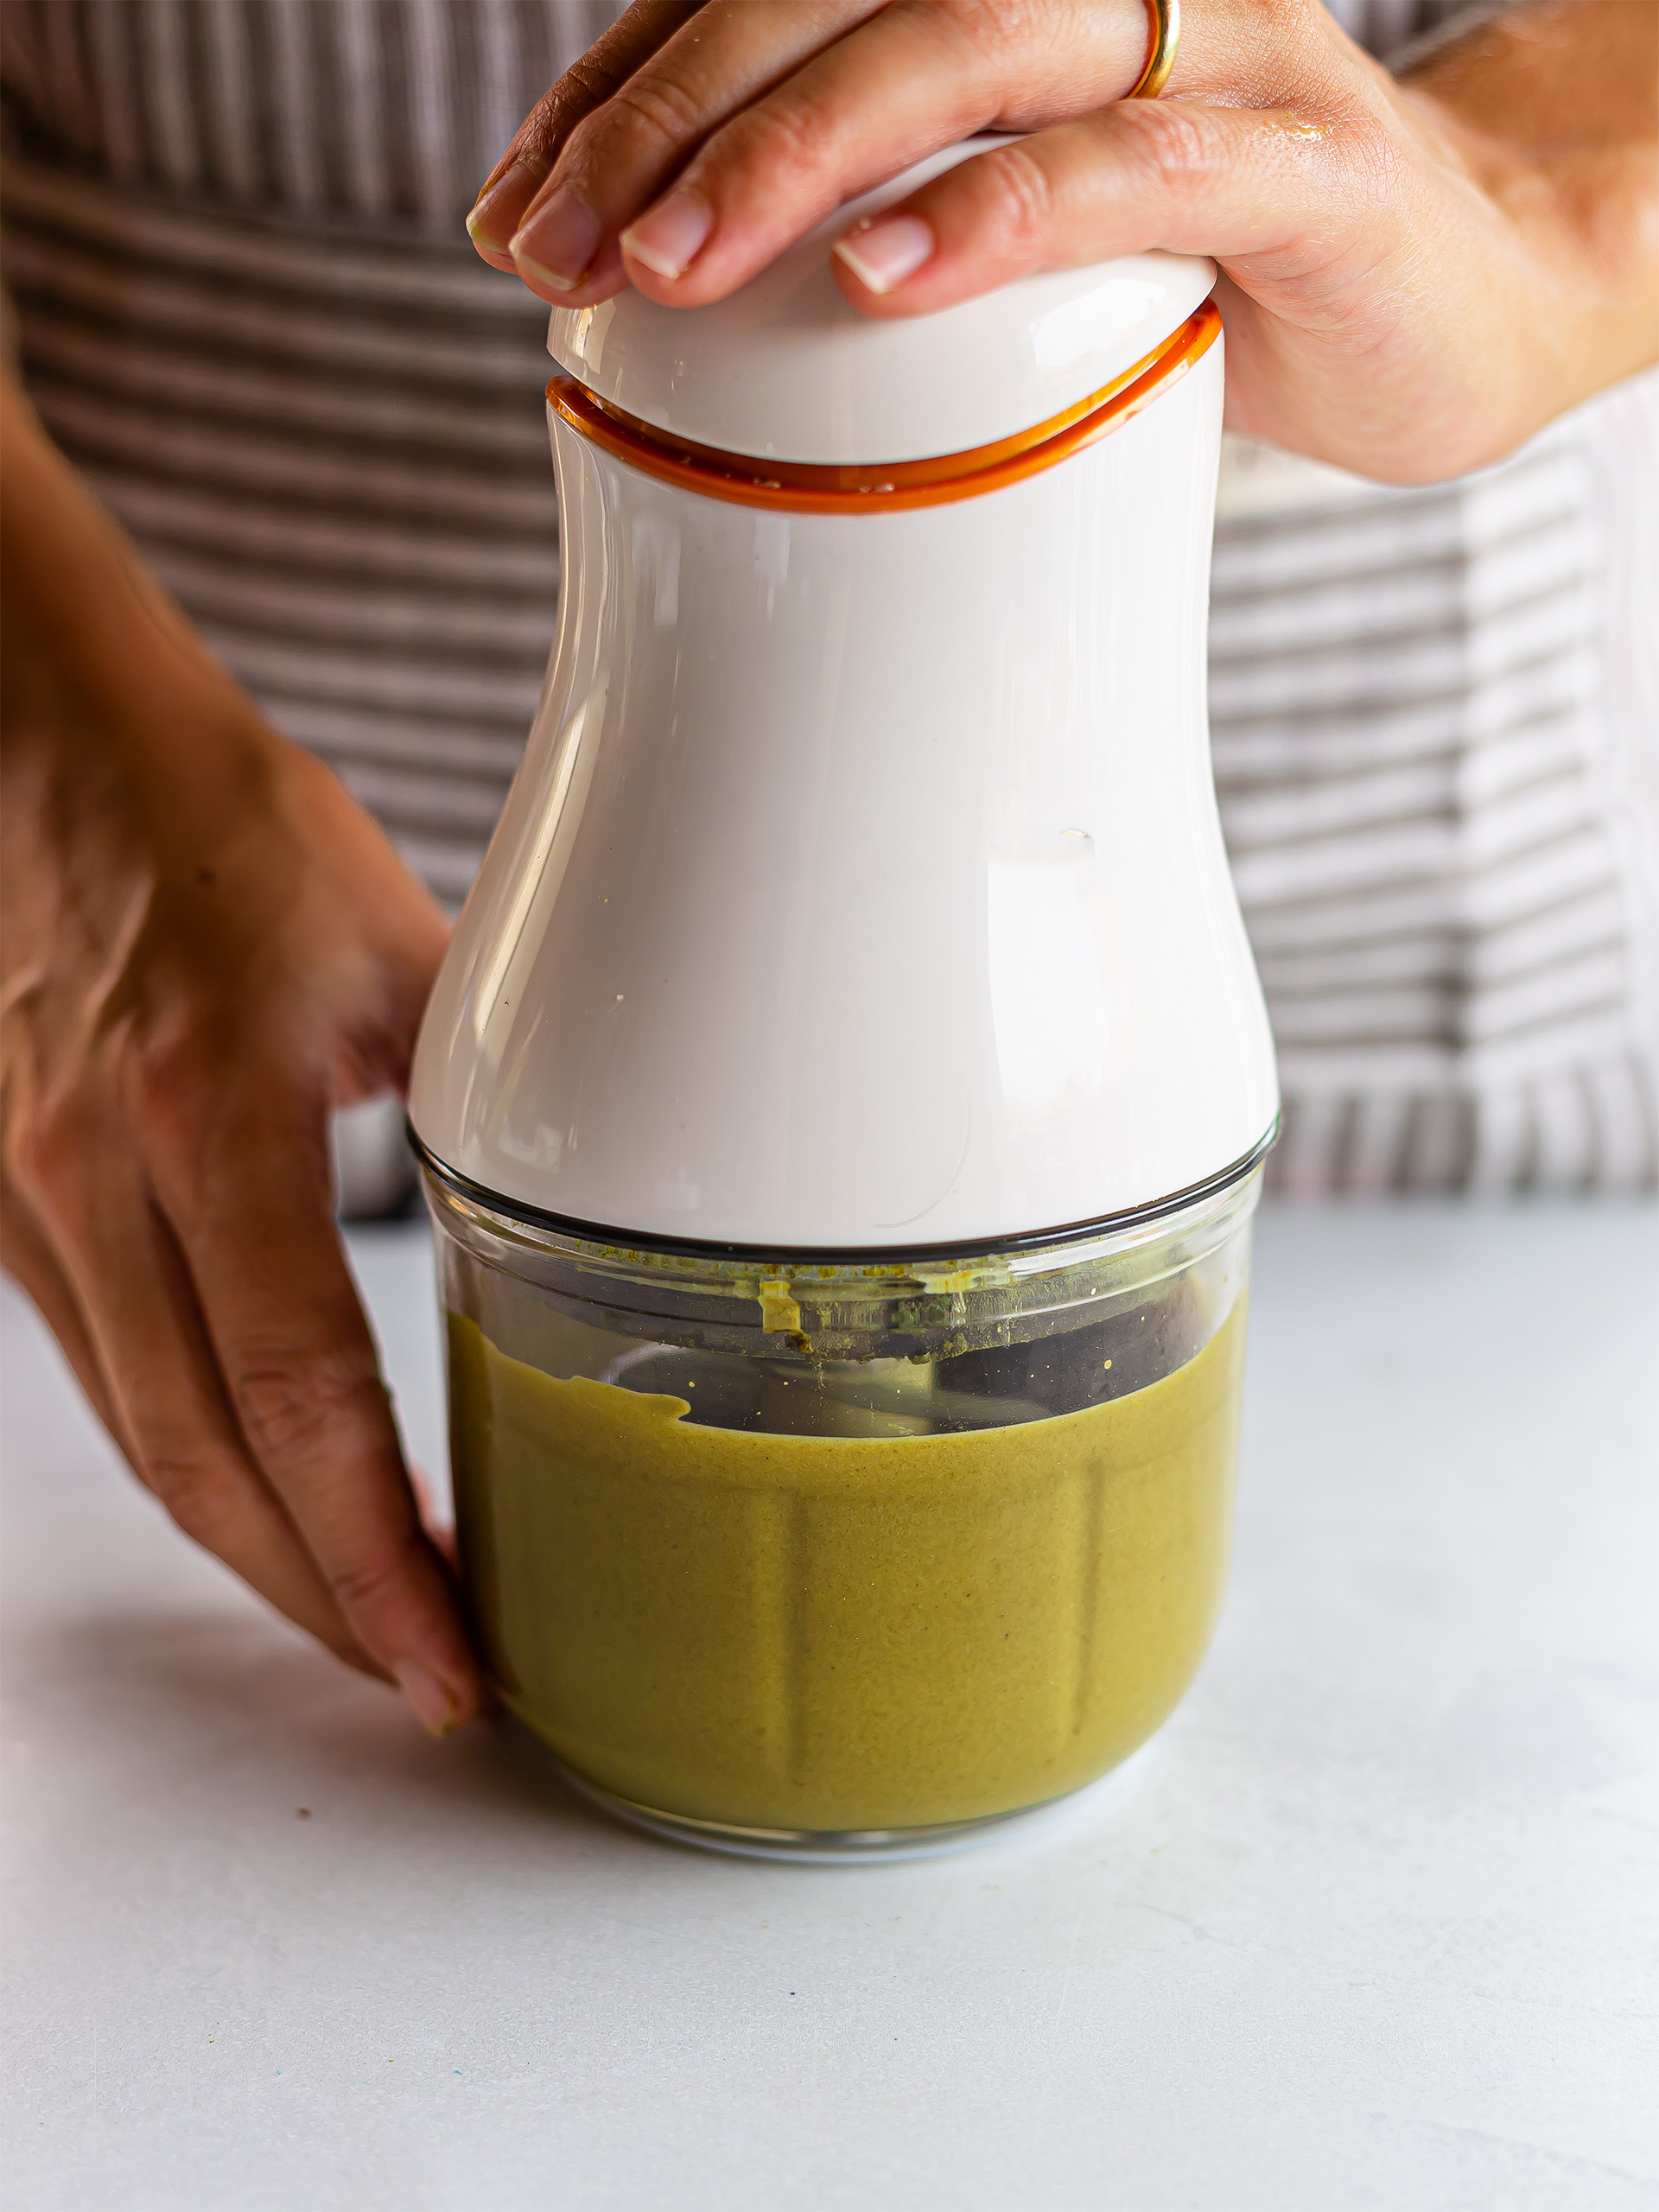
[467,0,708,268]
[149,1087,485,1736]
[500,0,887,302]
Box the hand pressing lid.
[547,137,1216,468]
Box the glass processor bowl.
[424,1166,1261,1860]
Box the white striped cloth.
[1211,400,1659,1192]
[3,0,1656,1192]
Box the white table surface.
[3,1203,1656,2212]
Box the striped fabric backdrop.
[0,0,620,224]
[1211,397,1659,1192]
[3,0,1656,1192]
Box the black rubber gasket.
[407,1117,1280,1268]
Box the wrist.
[1381,84,1652,465]
[1393,3,1659,417]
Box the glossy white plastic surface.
[548,140,1217,465]
[410,334,1278,1249]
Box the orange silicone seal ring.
[547,297,1220,516]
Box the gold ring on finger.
[1128,0,1179,98]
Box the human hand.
[1,384,485,1735]
[467,0,1659,483]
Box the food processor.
[409,141,1279,1859]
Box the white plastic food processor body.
[410,142,1279,1254]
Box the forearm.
[2,376,233,758]
[1,376,300,938]
[1398,0,1659,414]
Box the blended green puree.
[449,1299,1246,1834]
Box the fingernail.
[621,189,714,282]
[510,181,602,291]
[394,1660,461,1738]
[467,155,548,251]
[834,214,935,296]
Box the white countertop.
[3,1204,1656,2211]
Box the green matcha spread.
[448,1298,1246,1834]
